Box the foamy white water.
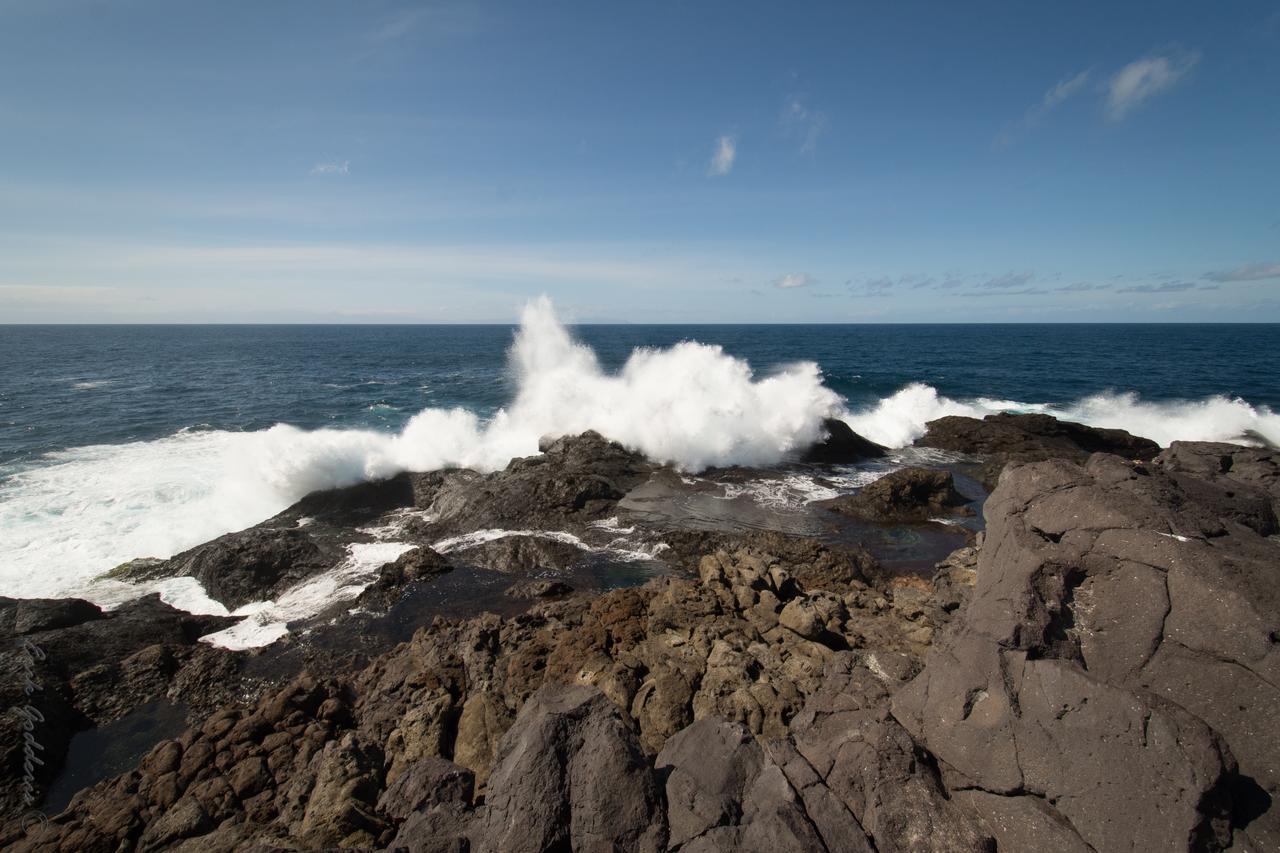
[841,382,1280,449]
[1,300,1277,605]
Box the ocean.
[2,301,1277,606]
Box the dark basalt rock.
[657,716,875,852]
[0,594,240,818]
[158,527,333,610]
[354,547,454,611]
[824,467,969,523]
[268,471,422,527]
[0,597,103,636]
[503,578,574,599]
[473,684,667,853]
[420,431,656,536]
[1156,440,1280,521]
[916,412,1159,488]
[451,534,587,574]
[10,435,1279,853]
[893,452,1280,851]
[801,417,888,464]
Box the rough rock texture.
[355,546,454,610]
[419,431,656,535]
[452,534,588,573]
[8,426,1276,852]
[474,684,666,852]
[120,528,335,610]
[916,412,1160,487]
[0,595,239,817]
[825,467,969,522]
[800,418,888,464]
[504,579,574,600]
[1155,440,1280,520]
[893,453,1280,852]
[5,530,951,851]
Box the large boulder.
[472,684,667,853]
[157,527,332,609]
[915,412,1159,487]
[421,431,656,535]
[450,534,587,573]
[1155,440,1280,521]
[892,452,1280,851]
[657,716,873,853]
[0,595,239,817]
[801,418,888,464]
[824,467,969,523]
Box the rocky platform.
[1,424,1277,852]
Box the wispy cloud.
[977,271,1035,289]
[774,272,813,289]
[1203,262,1280,282]
[1053,282,1113,292]
[310,160,350,176]
[709,135,736,176]
[365,5,481,43]
[782,96,827,154]
[1106,50,1199,120]
[996,70,1090,146]
[1116,281,1196,293]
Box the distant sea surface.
[1,320,1277,602]
[3,323,1277,464]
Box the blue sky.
[1,1,1278,322]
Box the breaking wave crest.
[1,298,1276,600]
[842,382,1280,449]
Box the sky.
[1,0,1278,323]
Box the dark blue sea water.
[2,323,1277,467]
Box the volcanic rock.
[893,452,1280,851]
[916,412,1159,487]
[0,594,239,817]
[118,527,334,610]
[824,467,969,522]
[801,417,888,464]
[452,534,587,573]
[473,684,666,853]
[420,431,656,535]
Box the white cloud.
[996,70,1090,146]
[310,160,350,176]
[1106,51,1199,120]
[773,273,813,289]
[709,135,736,176]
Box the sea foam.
[1,299,1277,602]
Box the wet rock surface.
[3,421,1275,853]
[0,596,241,817]
[916,411,1160,488]
[800,418,888,464]
[824,466,970,523]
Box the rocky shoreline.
[2,415,1277,851]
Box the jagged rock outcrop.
[419,431,657,535]
[1155,440,1280,521]
[473,684,666,853]
[824,467,970,522]
[0,595,238,818]
[9,427,1276,853]
[801,418,888,464]
[893,452,1280,851]
[116,527,335,609]
[450,534,588,573]
[916,412,1160,487]
[5,531,951,851]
